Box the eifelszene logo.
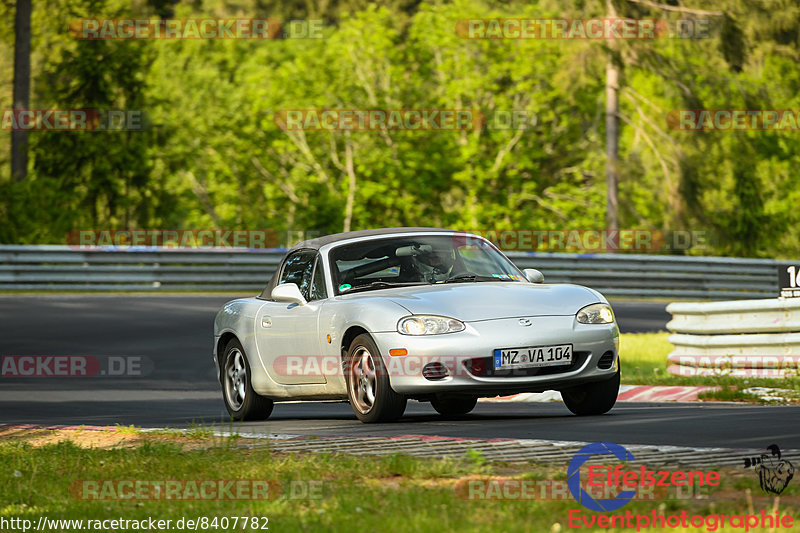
[743,444,795,495]
[568,442,637,511]
[567,441,721,512]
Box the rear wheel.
[561,368,620,416]
[345,334,407,423]
[431,394,478,416]
[222,339,273,421]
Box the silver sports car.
[213,227,620,423]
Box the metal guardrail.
[0,245,282,292]
[666,299,800,378]
[508,252,781,300]
[0,245,788,299]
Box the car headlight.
[576,303,615,324]
[397,315,465,335]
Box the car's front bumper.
[372,315,618,396]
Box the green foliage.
[1,0,798,257]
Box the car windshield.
[329,234,525,295]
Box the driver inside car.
[411,248,456,283]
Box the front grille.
[464,351,590,378]
[597,351,615,369]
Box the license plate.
[493,344,573,370]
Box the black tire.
[561,368,620,416]
[431,394,478,416]
[345,333,407,423]
[221,339,273,421]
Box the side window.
[279,250,316,301]
[310,256,328,301]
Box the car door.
[255,250,327,385]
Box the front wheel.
[561,368,620,416]
[345,334,407,423]
[222,339,273,421]
[431,394,478,416]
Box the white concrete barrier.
[666,298,800,378]
[666,298,800,334]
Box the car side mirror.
[523,268,545,283]
[271,283,307,305]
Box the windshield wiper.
[343,281,423,294]
[443,274,504,283]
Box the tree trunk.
[605,0,620,233]
[11,0,32,182]
[343,135,357,233]
[605,59,620,232]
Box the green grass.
[620,332,800,402]
[620,332,675,380]
[0,438,796,532]
[184,420,216,440]
[697,387,764,403]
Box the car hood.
[372,282,602,322]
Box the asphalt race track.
[3,294,798,451]
[2,393,798,450]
